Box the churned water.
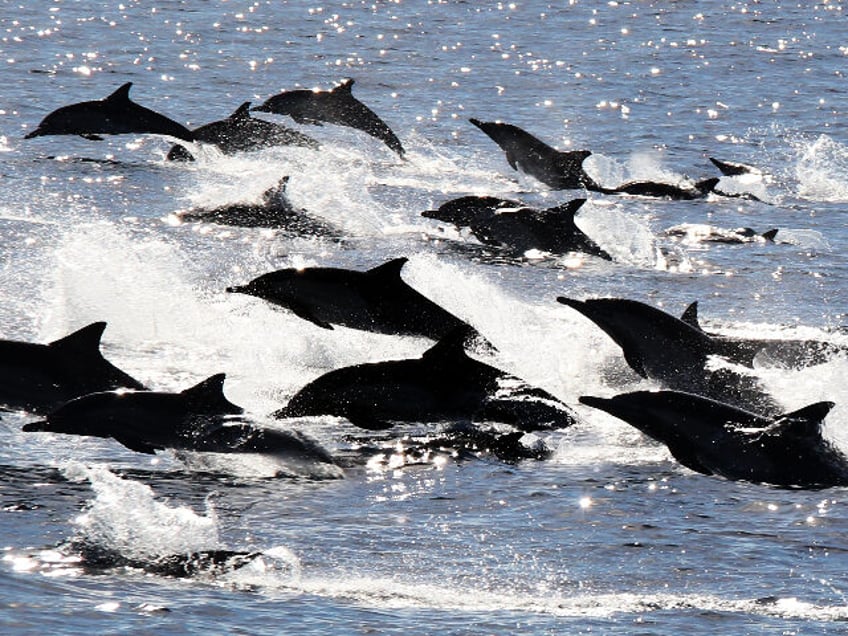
[1,1,848,634]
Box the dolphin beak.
[225,285,246,294]
[23,128,43,139]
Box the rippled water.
[1,2,848,634]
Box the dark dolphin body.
[663,224,779,244]
[580,390,848,488]
[0,322,145,415]
[470,119,757,200]
[274,329,578,432]
[558,297,781,415]
[23,374,335,465]
[469,118,598,190]
[24,82,194,142]
[65,540,261,578]
[227,257,475,341]
[680,301,848,369]
[166,101,321,161]
[253,79,405,158]
[423,195,612,260]
[176,175,340,237]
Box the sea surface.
[1,1,848,634]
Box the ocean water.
[1,1,848,633]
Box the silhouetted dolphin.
[274,328,577,431]
[0,322,145,415]
[469,118,598,190]
[65,540,261,578]
[253,79,405,157]
[166,101,320,161]
[423,195,612,260]
[175,175,340,237]
[580,390,847,488]
[709,157,762,177]
[470,119,758,199]
[663,224,779,244]
[23,374,335,464]
[558,297,781,415]
[595,177,721,200]
[24,82,194,142]
[680,301,848,369]
[227,257,475,340]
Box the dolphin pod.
[580,390,848,488]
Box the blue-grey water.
[1,1,848,633]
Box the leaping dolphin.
[469,118,598,190]
[175,175,340,237]
[274,328,577,431]
[558,296,781,415]
[227,257,476,341]
[0,322,145,415]
[23,374,336,466]
[423,196,612,260]
[166,101,320,161]
[24,82,194,142]
[252,78,405,158]
[580,390,847,488]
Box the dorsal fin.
[680,301,701,330]
[49,322,107,356]
[105,82,133,103]
[775,401,835,437]
[543,198,587,219]
[229,102,252,120]
[695,177,720,194]
[366,257,407,281]
[761,228,779,242]
[335,78,355,93]
[180,374,243,415]
[261,175,290,202]
[422,327,474,364]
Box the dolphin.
[423,195,612,260]
[23,374,335,465]
[273,328,578,431]
[557,296,781,415]
[166,101,321,161]
[252,79,405,158]
[579,390,847,488]
[709,157,762,177]
[175,175,340,237]
[24,82,194,142]
[680,301,848,369]
[0,322,145,415]
[64,540,262,578]
[469,118,598,190]
[663,224,779,244]
[470,119,761,199]
[227,257,476,341]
